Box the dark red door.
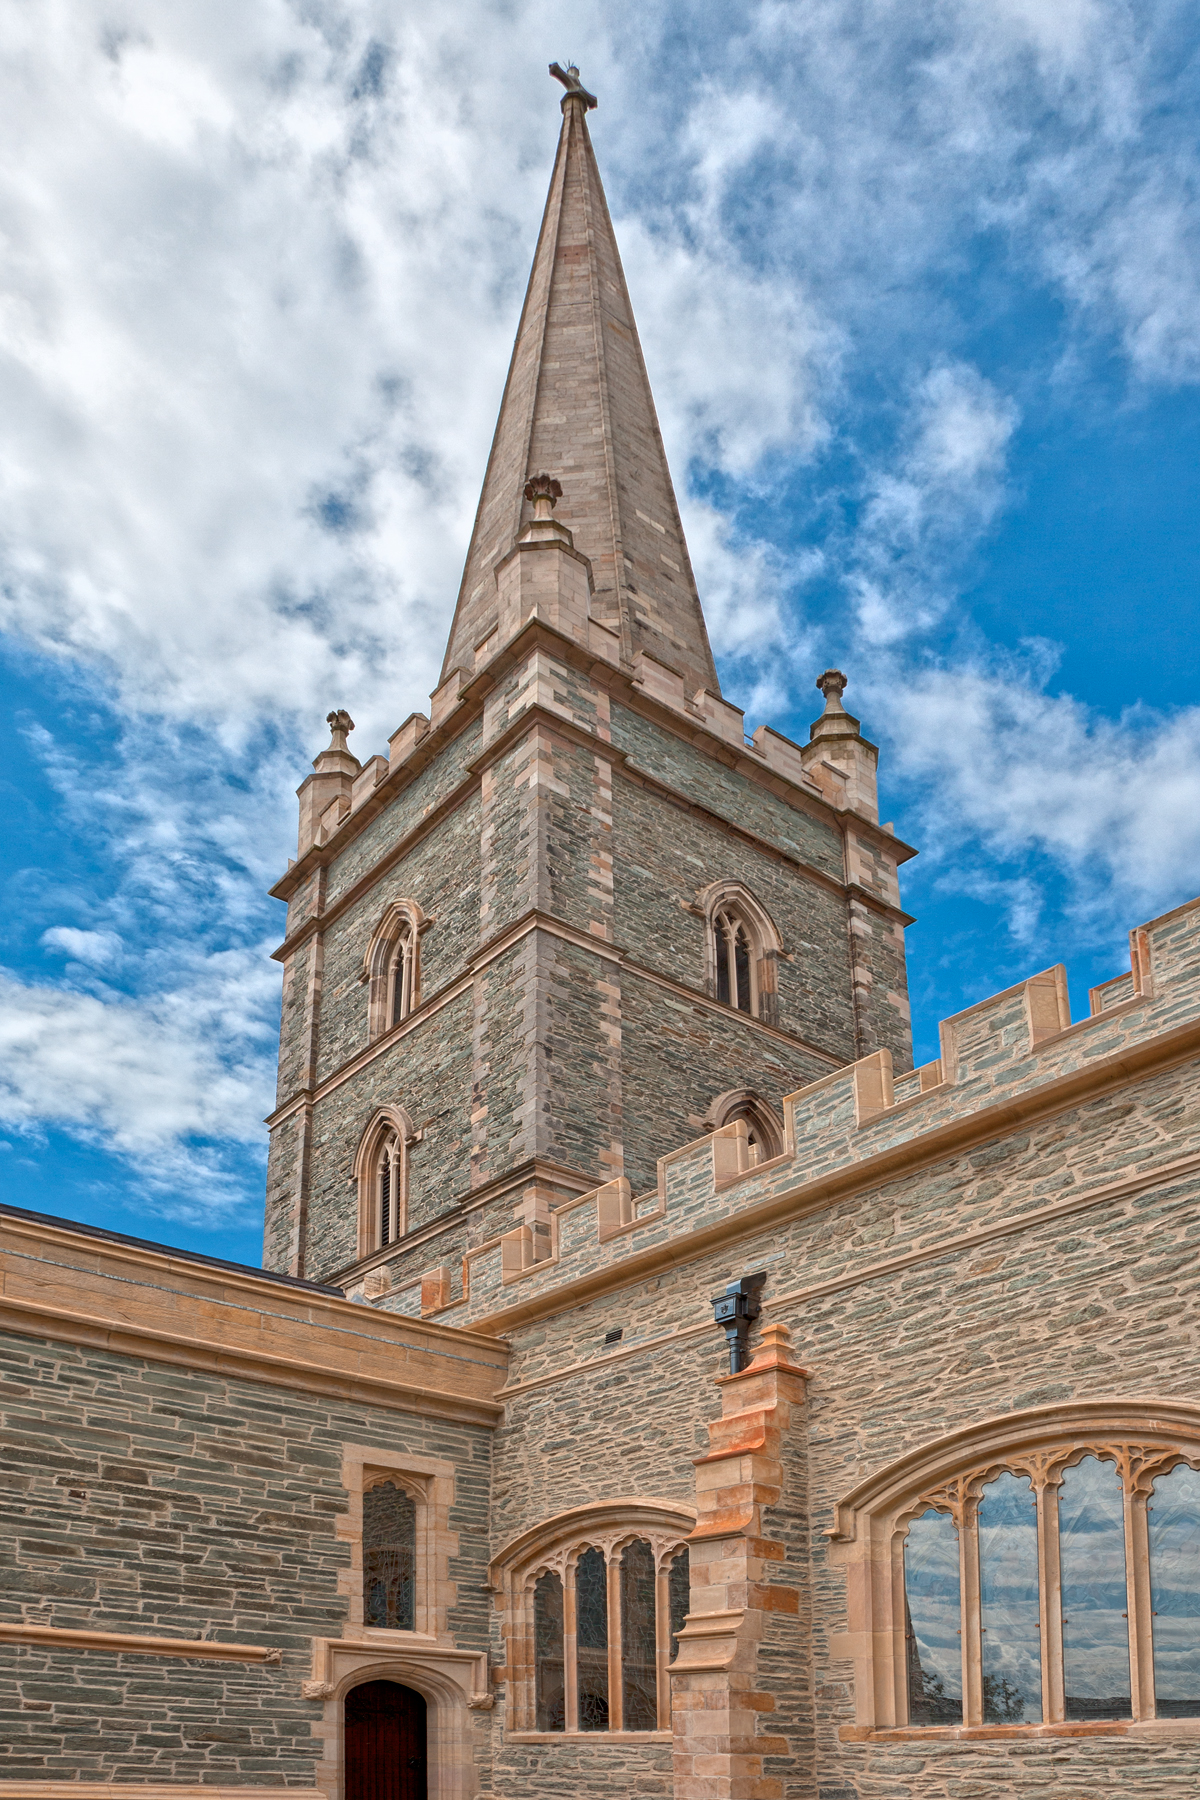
[344,1680,427,1800]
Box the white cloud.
[41,926,123,966]
[0,950,277,1221]
[865,654,1200,923]
[3,0,1200,1219]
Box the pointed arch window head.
[704,1089,784,1166]
[354,1107,415,1260]
[363,901,431,1043]
[715,907,753,1013]
[389,922,416,1028]
[697,881,783,1026]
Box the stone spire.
[440,66,720,697]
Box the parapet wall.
[394,895,1200,1330]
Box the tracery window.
[492,1502,695,1737]
[902,1445,1200,1726]
[363,900,429,1042]
[714,904,753,1012]
[388,919,417,1027]
[362,1479,417,1630]
[830,1405,1200,1734]
[697,881,782,1026]
[529,1539,689,1734]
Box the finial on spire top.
[549,62,597,110]
[524,473,563,521]
[815,669,848,712]
[325,709,355,752]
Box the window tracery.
[833,1407,1200,1733]
[696,881,782,1026]
[363,900,430,1041]
[491,1500,695,1737]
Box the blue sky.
[1,0,1198,1266]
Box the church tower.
[262,69,916,1296]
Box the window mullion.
[1125,1476,1155,1719]
[564,1558,579,1732]
[608,1549,624,1732]
[654,1558,670,1730]
[1037,1475,1065,1723]
[962,1496,983,1726]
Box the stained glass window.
[978,1471,1042,1723]
[668,1547,690,1663]
[576,1547,609,1730]
[534,1571,565,1732]
[904,1508,963,1724]
[1149,1463,1200,1719]
[363,1481,416,1630]
[621,1540,658,1731]
[1059,1456,1131,1720]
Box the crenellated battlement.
[374,895,1200,1327]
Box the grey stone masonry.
[265,624,914,1289]
[0,1329,491,1789]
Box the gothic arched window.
[704,1089,785,1166]
[363,901,429,1042]
[713,904,753,1013]
[493,1500,695,1736]
[388,920,417,1028]
[830,1401,1200,1734]
[354,1109,413,1259]
[698,881,782,1025]
[362,1479,417,1631]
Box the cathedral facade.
[2,71,1200,1800]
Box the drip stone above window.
[362,900,430,1042]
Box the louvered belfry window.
[376,1129,403,1248]
[363,1480,417,1630]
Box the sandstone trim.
[268,908,843,1128]
[0,1622,281,1663]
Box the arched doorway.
[344,1680,427,1800]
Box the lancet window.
[705,1089,784,1166]
[698,881,782,1026]
[388,920,417,1027]
[902,1445,1200,1727]
[354,1109,413,1259]
[362,1479,417,1631]
[713,904,754,1013]
[363,901,429,1042]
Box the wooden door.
[344,1680,427,1800]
